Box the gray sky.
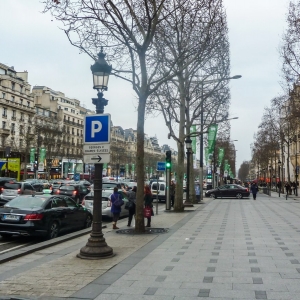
[0,0,290,174]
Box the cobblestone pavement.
[2,194,300,299]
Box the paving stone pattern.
[2,195,300,299]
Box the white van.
[151,181,166,202]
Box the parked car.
[24,179,44,192]
[0,182,35,206]
[0,194,92,239]
[81,190,129,218]
[205,184,250,199]
[151,181,166,202]
[55,184,89,204]
[0,177,17,194]
[50,180,67,194]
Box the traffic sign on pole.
[157,161,166,171]
[83,144,110,154]
[84,154,110,164]
[84,114,111,144]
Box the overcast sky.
[0,0,290,174]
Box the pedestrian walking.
[122,186,136,227]
[277,181,282,197]
[144,185,153,227]
[170,180,176,207]
[285,182,291,200]
[251,182,259,200]
[291,181,296,195]
[195,182,201,203]
[110,187,123,229]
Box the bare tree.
[44,0,218,231]
[148,0,230,209]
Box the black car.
[0,195,92,239]
[205,184,250,199]
[55,184,89,204]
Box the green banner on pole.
[207,124,218,153]
[103,163,108,169]
[30,148,35,163]
[205,147,209,165]
[218,148,224,166]
[132,164,135,172]
[39,148,46,163]
[191,125,197,153]
[125,164,128,173]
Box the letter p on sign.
[91,121,102,137]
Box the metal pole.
[278,165,281,197]
[199,82,204,201]
[166,168,171,210]
[186,149,190,203]
[156,174,159,215]
[78,90,113,259]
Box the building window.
[64,108,68,111]
[19,139,23,148]
[12,110,16,120]
[20,125,24,135]
[2,107,7,117]
[11,82,15,90]
[11,96,15,102]
[20,86,23,93]
[2,92,5,99]
[71,109,75,113]
[27,101,30,107]
[11,123,15,133]
[20,99,23,105]
[2,121,6,129]
[20,112,24,121]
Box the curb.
[0,225,106,264]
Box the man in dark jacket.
[251,183,259,200]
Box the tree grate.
[116,228,169,235]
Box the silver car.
[0,182,35,205]
[82,190,129,218]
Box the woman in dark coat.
[144,185,153,227]
[110,187,122,229]
[122,186,136,227]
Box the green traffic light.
[166,162,171,168]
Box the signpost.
[83,114,111,165]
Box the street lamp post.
[269,165,272,196]
[184,137,193,207]
[295,139,298,196]
[199,75,241,201]
[278,160,281,197]
[78,48,114,259]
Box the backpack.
[112,194,124,208]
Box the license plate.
[3,214,20,221]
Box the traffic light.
[166,150,172,169]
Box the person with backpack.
[110,187,124,229]
[144,185,153,227]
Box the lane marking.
[0,243,33,254]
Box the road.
[0,201,169,255]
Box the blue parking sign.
[84,114,111,144]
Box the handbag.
[112,194,124,208]
[143,206,152,218]
[125,201,134,210]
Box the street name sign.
[157,161,166,171]
[83,153,110,164]
[84,114,111,144]
[83,144,110,154]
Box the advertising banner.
[30,148,35,163]
[207,124,218,153]
[191,125,197,153]
[218,148,224,166]
[0,158,20,181]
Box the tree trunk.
[190,154,196,203]
[175,140,184,212]
[135,94,147,233]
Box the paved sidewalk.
[2,195,300,299]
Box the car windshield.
[4,196,48,209]
[4,182,22,189]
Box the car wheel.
[236,193,243,199]
[0,233,13,239]
[47,222,59,239]
[84,215,92,228]
[210,193,216,198]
